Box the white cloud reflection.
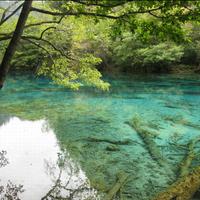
[0,117,98,200]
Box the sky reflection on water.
[0,117,96,200]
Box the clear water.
[0,74,200,200]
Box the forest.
[1,0,200,89]
[1,1,200,200]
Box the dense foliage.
[1,0,200,89]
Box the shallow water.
[0,74,200,200]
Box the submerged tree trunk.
[0,0,33,89]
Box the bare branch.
[22,35,71,60]
[148,11,164,19]
[0,3,24,26]
[39,26,56,39]
[30,5,170,20]
[22,37,56,73]
[0,26,71,61]
[25,15,65,28]
[22,37,50,56]
[0,16,65,41]
[30,7,120,19]
[0,35,12,41]
[69,0,134,8]
[22,25,69,58]
[1,0,19,22]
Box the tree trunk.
[0,0,33,89]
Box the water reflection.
[41,153,99,200]
[0,117,97,200]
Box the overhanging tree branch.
[0,24,71,61]
[22,35,71,60]
[22,37,56,73]
[25,15,65,28]
[0,34,12,41]
[0,15,65,41]
[0,0,33,88]
[30,7,120,19]
[22,25,70,59]
[69,0,134,8]
[39,26,56,39]
[30,5,177,20]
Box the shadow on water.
[1,74,200,199]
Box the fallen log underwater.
[127,116,169,168]
[153,137,200,200]
[105,172,129,200]
[179,137,200,177]
[127,115,200,200]
[152,166,200,200]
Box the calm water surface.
[0,74,200,200]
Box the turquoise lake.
[0,74,200,200]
